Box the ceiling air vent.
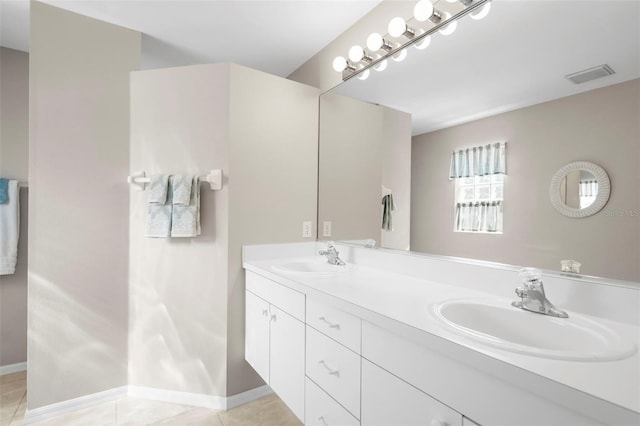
[565,64,615,84]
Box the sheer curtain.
[455,201,503,232]
[449,142,506,179]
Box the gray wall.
[129,63,319,398]
[411,79,640,282]
[0,47,29,368]
[129,64,231,396]
[227,64,318,395]
[28,2,140,409]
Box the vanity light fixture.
[439,12,458,36]
[413,30,432,50]
[332,0,492,82]
[470,2,491,20]
[388,17,415,39]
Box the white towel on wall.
[0,180,20,275]
[145,175,172,238]
[171,176,201,238]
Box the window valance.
[449,142,506,179]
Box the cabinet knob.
[262,309,268,317]
[430,420,448,426]
[317,416,328,426]
[270,313,277,322]
[318,316,341,329]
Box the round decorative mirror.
[549,161,610,218]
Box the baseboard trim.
[127,384,273,410]
[226,385,273,410]
[22,384,272,424]
[0,361,27,376]
[23,386,128,424]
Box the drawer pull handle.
[261,309,268,317]
[270,314,277,322]
[318,316,340,329]
[317,416,328,426]
[318,360,340,377]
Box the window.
[449,143,506,233]
[455,175,503,233]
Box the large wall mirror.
[318,1,640,281]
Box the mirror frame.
[549,161,611,218]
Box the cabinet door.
[245,291,270,383]
[362,359,462,426]
[270,305,305,423]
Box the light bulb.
[373,59,388,72]
[332,56,347,72]
[357,69,371,80]
[414,0,434,22]
[348,45,365,62]
[392,49,407,62]
[439,12,457,35]
[367,33,383,51]
[414,34,431,50]
[388,17,407,38]
[470,2,491,20]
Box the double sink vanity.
[243,242,640,426]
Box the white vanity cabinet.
[243,261,635,426]
[361,359,462,426]
[245,272,305,422]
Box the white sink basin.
[432,299,637,361]
[271,259,347,275]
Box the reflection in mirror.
[560,171,597,210]
[318,1,640,281]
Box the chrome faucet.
[319,242,345,266]
[511,267,568,318]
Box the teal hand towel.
[145,175,172,238]
[0,178,9,204]
[147,174,169,204]
[171,176,200,237]
[171,174,193,205]
[1,180,20,274]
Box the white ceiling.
[332,0,640,135]
[1,1,638,135]
[0,0,383,76]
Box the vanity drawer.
[306,378,359,426]
[246,271,305,321]
[307,298,361,353]
[306,326,361,419]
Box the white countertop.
[243,253,640,419]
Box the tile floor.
[1,372,302,426]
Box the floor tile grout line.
[7,389,26,424]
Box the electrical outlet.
[302,221,313,238]
[322,221,332,237]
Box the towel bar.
[127,170,222,191]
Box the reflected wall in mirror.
[316,1,640,281]
[318,92,412,250]
[549,161,611,219]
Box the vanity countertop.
[243,253,640,419]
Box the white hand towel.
[145,175,172,238]
[171,176,200,238]
[0,180,20,275]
